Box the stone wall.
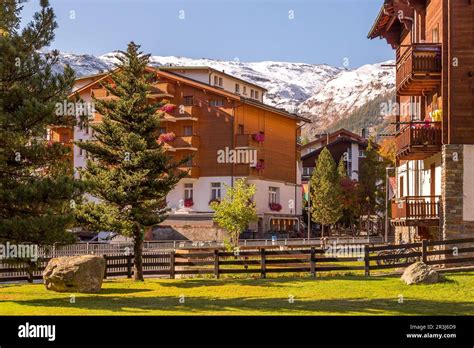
[441,144,474,239]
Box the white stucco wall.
[167,176,302,216]
[463,145,474,221]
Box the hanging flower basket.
[255,161,265,171]
[158,132,176,143]
[184,198,194,208]
[269,203,282,212]
[209,199,221,206]
[253,132,265,143]
[160,103,177,113]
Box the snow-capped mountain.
[50,51,395,137]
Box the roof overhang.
[367,0,423,48]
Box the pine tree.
[309,147,342,236]
[0,0,82,249]
[337,158,347,179]
[75,42,186,281]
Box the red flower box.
[269,203,282,212]
[253,132,265,143]
[161,103,176,113]
[158,132,176,143]
[184,198,194,208]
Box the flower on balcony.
[269,203,282,212]
[184,198,194,208]
[160,103,177,113]
[253,132,265,143]
[431,109,442,122]
[209,198,221,206]
[255,160,265,171]
[158,132,176,143]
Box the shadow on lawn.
[12,294,473,315]
[156,275,387,289]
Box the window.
[218,77,223,87]
[184,157,193,167]
[214,76,218,86]
[159,127,167,134]
[183,125,193,136]
[243,86,247,95]
[359,150,366,158]
[211,183,221,200]
[254,91,259,100]
[210,99,224,107]
[303,167,314,176]
[250,89,255,98]
[268,187,279,204]
[235,84,240,94]
[184,183,193,200]
[347,161,352,177]
[183,96,193,106]
[238,124,244,135]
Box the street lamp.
[385,166,395,243]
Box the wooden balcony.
[151,82,175,98]
[164,136,200,152]
[391,196,440,227]
[179,166,200,179]
[395,122,442,160]
[160,105,199,122]
[396,43,441,96]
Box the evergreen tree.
[337,158,347,179]
[358,137,385,234]
[309,147,342,236]
[0,0,82,248]
[75,42,186,281]
[211,179,257,249]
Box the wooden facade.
[369,0,474,233]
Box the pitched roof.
[301,128,366,150]
[159,65,268,91]
[70,66,308,123]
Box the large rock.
[401,262,445,285]
[43,255,106,293]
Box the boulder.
[401,261,445,285]
[43,255,106,293]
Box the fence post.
[260,248,266,279]
[364,245,370,277]
[422,239,427,263]
[310,247,316,278]
[170,251,175,279]
[214,249,220,279]
[127,254,132,278]
[103,255,107,279]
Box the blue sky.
[20,0,393,68]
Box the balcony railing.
[392,196,440,222]
[165,135,200,151]
[395,121,442,160]
[396,43,441,95]
[179,166,200,178]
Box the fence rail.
[1,238,473,283]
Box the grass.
[0,272,473,316]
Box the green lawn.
[0,272,473,315]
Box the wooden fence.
[1,238,473,283]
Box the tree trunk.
[133,225,144,281]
